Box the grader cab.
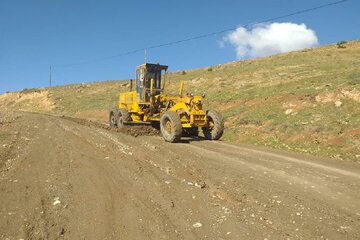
[109,63,224,142]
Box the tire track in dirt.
[53,117,255,238]
[213,141,360,179]
[174,140,360,239]
[190,141,360,212]
[1,111,360,239]
[51,116,192,239]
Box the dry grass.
[0,89,54,112]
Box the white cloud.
[222,22,319,59]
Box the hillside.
[1,40,359,161]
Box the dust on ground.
[60,115,161,137]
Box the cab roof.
[136,63,168,71]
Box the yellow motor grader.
[109,63,224,142]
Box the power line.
[54,0,347,68]
[49,65,52,87]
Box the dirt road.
[1,111,359,239]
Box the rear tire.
[160,111,182,142]
[202,110,224,140]
[109,109,118,128]
[116,108,129,128]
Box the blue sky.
[0,0,358,93]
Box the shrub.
[337,41,347,49]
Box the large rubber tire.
[160,111,183,143]
[202,110,224,140]
[109,109,118,128]
[116,108,129,128]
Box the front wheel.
[202,110,224,140]
[160,111,182,143]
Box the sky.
[0,0,359,94]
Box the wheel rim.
[118,115,123,126]
[110,113,116,125]
[208,117,214,130]
[165,119,172,133]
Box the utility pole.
[144,49,147,64]
[49,65,52,87]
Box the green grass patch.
[0,132,11,141]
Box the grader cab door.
[136,68,145,102]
